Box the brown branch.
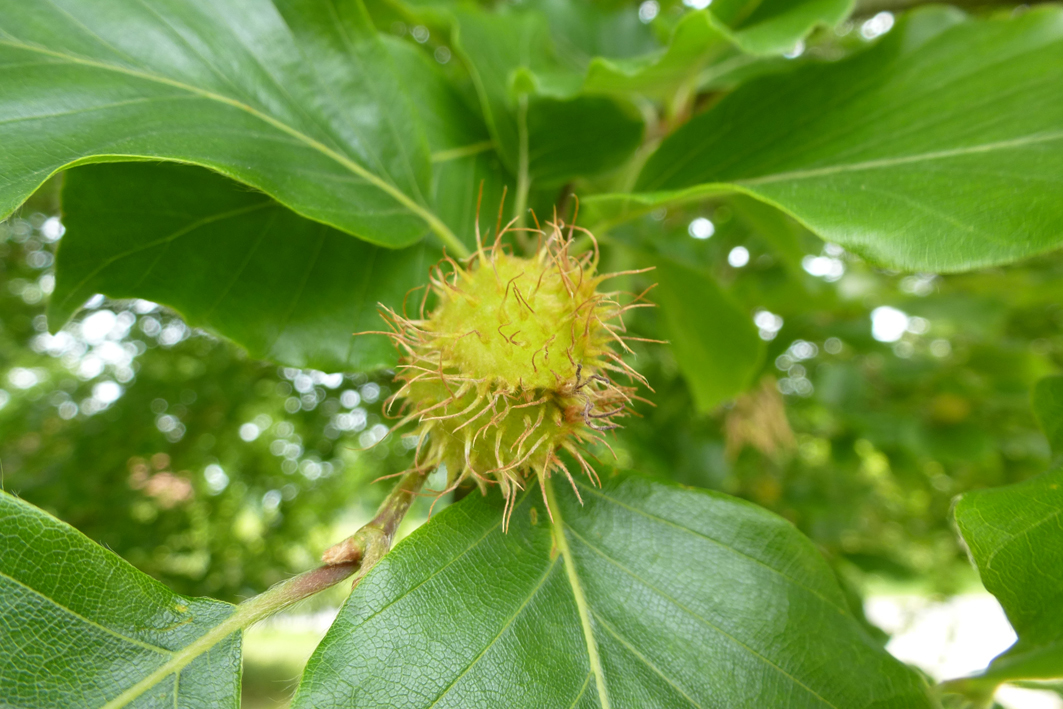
[320,467,430,583]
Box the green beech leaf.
[445,9,643,184]
[530,0,658,66]
[709,0,853,55]
[444,8,551,166]
[49,37,495,371]
[651,255,765,411]
[0,490,239,708]
[621,8,1063,273]
[953,466,1063,685]
[536,0,851,102]
[0,0,461,250]
[525,96,644,187]
[697,51,793,94]
[382,36,513,246]
[582,11,731,99]
[566,0,851,99]
[948,377,1063,687]
[292,471,931,708]
[52,162,438,371]
[1033,375,1063,456]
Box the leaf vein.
[55,201,273,314]
[0,36,457,247]
[585,607,703,709]
[563,525,839,709]
[201,208,278,320]
[573,481,845,612]
[267,222,327,354]
[425,556,559,708]
[0,570,173,656]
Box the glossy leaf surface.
[0,0,452,249]
[0,491,239,708]
[52,162,438,371]
[48,40,493,372]
[292,471,931,708]
[531,0,657,65]
[630,9,1063,272]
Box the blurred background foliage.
[2,2,1062,705]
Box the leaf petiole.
[101,562,358,709]
[102,466,430,709]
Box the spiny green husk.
[379,219,654,528]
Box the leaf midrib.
[737,131,1063,187]
[595,129,1063,237]
[321,0,430,208]
[563,522,839,709]
[546,478,610,709]
[0,36,462,251]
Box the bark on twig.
[320,467,429,575]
